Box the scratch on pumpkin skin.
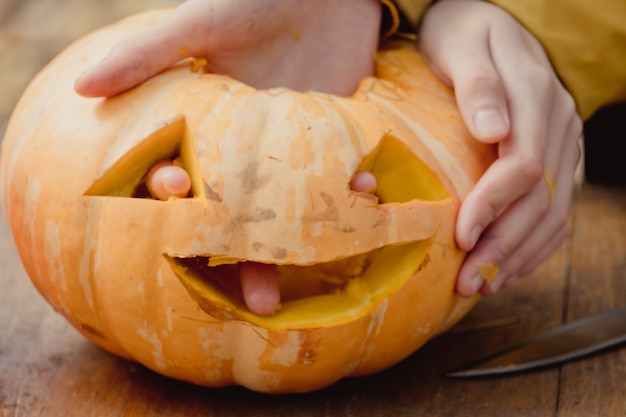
[23,177,40,249]
[235,207,276,223]
[137,321,167,371]
[78,201,99,312]
[250,327,278,348]
[44,221,68,294]
[237,163,270,194]
[271,331,308,367]
[415,322,433,335]
[179,314,219,323]
[357,299,389,364]
[303,192,339,222]
[156,268,164,287]
[166,307,175,333]
[203,183,222,202]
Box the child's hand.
[419,0,583,297]
[75,0,381,98]
[75,0,383,316]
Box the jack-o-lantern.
[0,10,496,393]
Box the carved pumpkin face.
[0,10,496,393]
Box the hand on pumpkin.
[74,0,381,97]
[419,0,582,297]
[75,0,383,316]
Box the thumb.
[74,5,206,98]
[453,62,511,144]
[420,30,510,144]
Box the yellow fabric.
[488,0,626,120]
[387,0,626,120]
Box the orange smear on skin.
[478,262,499,283]
[287,28,302,39]
[189,58,207,73]
[544,170,555,206]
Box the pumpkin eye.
[356,134,449,203]
[84,117,205,200]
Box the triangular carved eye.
[84,117,205,200]
[354,134,449,204]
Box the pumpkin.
[0,9,496,393]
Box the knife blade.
[445,304,626,378]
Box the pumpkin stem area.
[166,239,433,329]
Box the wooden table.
[2,2,626,416]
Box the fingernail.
[470,275,484,294]
[469,225,482,249]
[473,108,509,140]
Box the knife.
[445,304,626,378]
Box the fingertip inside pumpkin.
[166,238,433,329]
[355,134,449,204]
[84,117,205,201]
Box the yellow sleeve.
[487,0,626,120]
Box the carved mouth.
[166,240,432,329]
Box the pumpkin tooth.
[168,254,371,310]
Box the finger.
[419,10,510,143]
[146,160,192,200]
[75,4,206,97]
[239,262,281,316]
[350,171,377,194]
[454,36,558,252]
[482,224,565,294]
[458,96,581,297]
[455,150,546,252]
[456,174,552,297]
[485,117,581,288]
[516,225,567,277]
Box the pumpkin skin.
[0,9,496,393]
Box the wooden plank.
[557,184,626,417]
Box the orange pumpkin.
[0,10,496,393]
